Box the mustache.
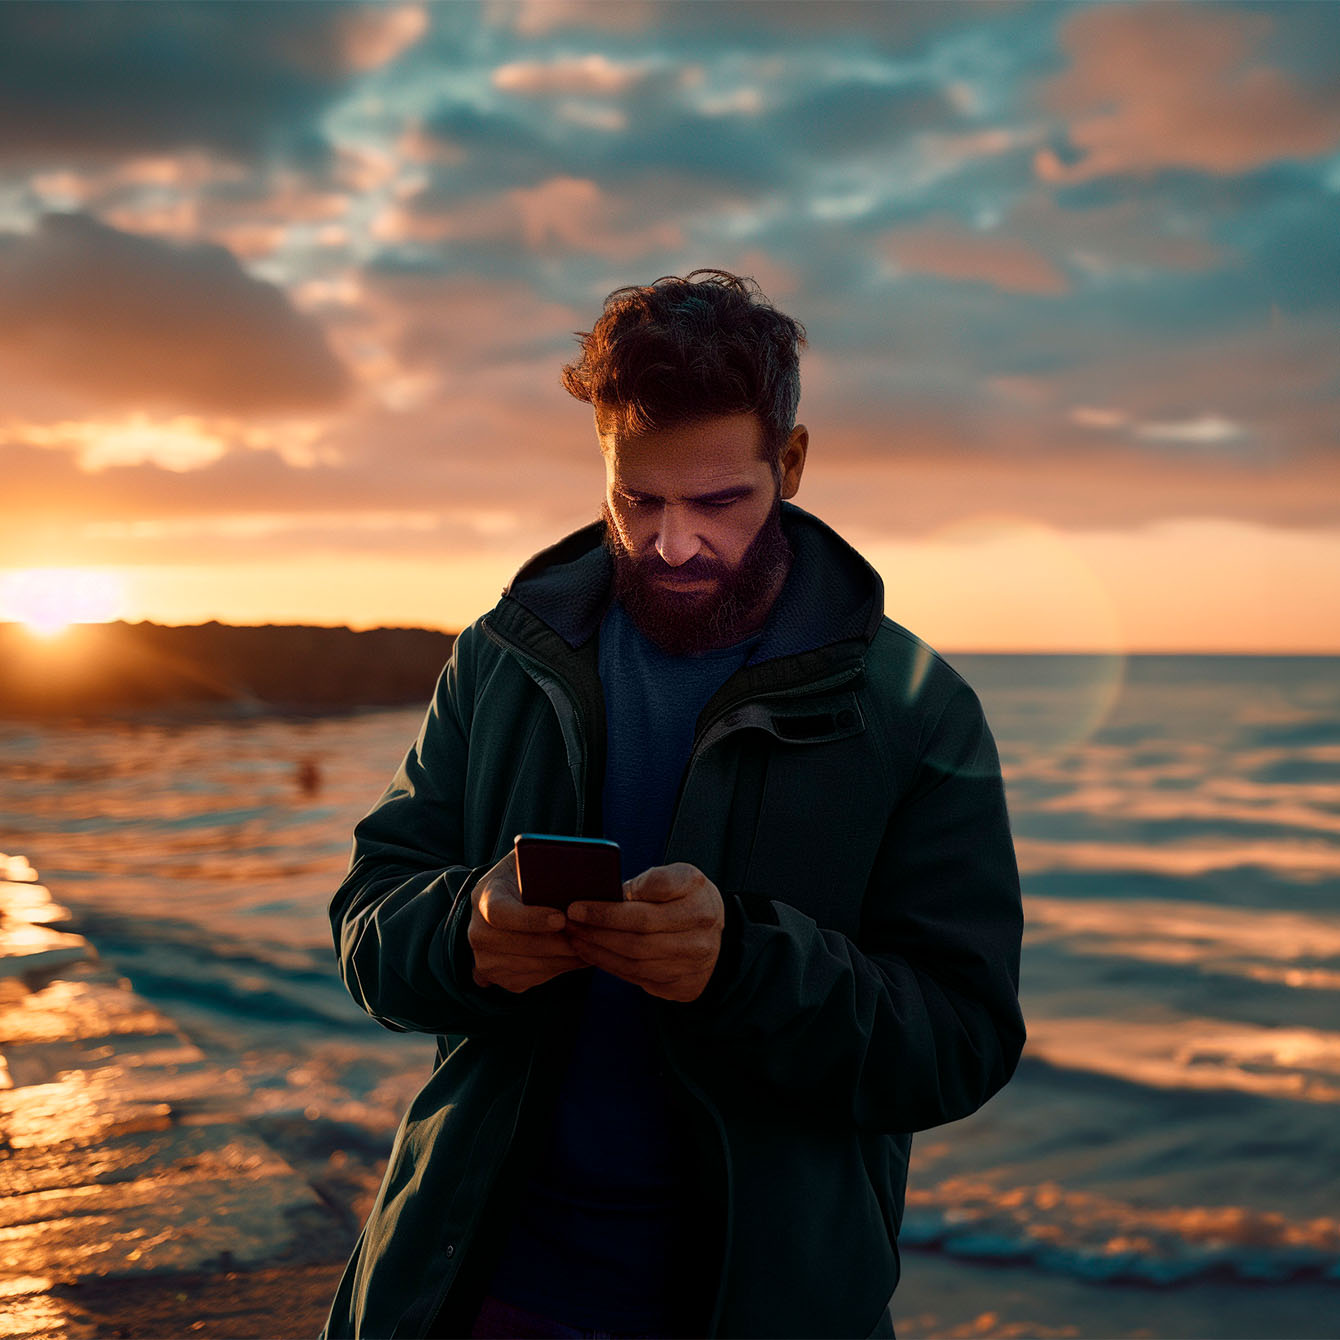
[627,552,727,581]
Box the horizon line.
[1,619,1337,658]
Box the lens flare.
[865,514,1128,754]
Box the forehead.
[600,413,770,493]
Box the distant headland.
[0,621,458,719]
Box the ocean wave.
[1025,894,1340,991]
[1015,837,1340,882]
[901,1177,1340,1285]
[1027,784,1340,837]
[1022,1015,1340,1104]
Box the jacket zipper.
[657,662,867,1334]
[480,619,590,833]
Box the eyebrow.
[618,484,753,505]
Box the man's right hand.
[467,849,587,993]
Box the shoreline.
[0,850,354,1339]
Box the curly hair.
[560,268,807,463]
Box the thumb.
[624,862,698,904]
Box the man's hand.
[468,849,586,993]
[565,862,724,1003]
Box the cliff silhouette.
[0,621,458,719]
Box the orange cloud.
[0,213,350,415]
[492,53,655,97]
[381,176,683,261]
[490,0,656,38]
[1038,3,1340,181]
[353,270,581,384]
[273,2,428,75]
[807,433,1340,535]
[882,217,1069,294]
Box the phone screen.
[513,833,623,910]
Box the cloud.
[1007,193,1229,277]
[773,77,955,158]
[492,53,661,97]
[1052,313,1340,453]
[323,4,429,73]
[413,87,787,194]
[355,268,583,379]
[1135,415,1247,446]
[0,2,422,169]
[380,175,688,262]
[882,217,1069,294]
[1037,3,1340,182]
[1,0,1335,597]
[0,213,351,415]
[486,0,658,39]
[491,0,1014,50]
[806,429,1340,534]
[0,378,608,566]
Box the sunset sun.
[0,568,127,638]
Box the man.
[322,270,1025,1340]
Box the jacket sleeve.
[664,681,1025,1133]
[329,625,536,1037]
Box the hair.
[560,268,807,463]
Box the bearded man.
[323,270,1025,1340]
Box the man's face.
[599,412,807,655]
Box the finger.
[622,862,706,905]
[566,924,698,958]
[480,884,566,934]
[568,937,694,985]
[566,899,670,932]
[474,947,586,988]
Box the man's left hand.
[565,862,724,1003]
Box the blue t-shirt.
[484,600,759,1333]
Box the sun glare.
[0,568,127,638]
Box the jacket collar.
[499,502,884,666]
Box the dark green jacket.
[322,503,1025,1340]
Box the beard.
[601,494,793,656]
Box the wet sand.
[41,1263,347,1339]
[0,851,353,1340]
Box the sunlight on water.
[1025,1015,1340,1104]
[1026,894,1340,990]
[1016,836,1340,880]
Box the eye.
[618,493,651,509]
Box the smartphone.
[513,833,623,910]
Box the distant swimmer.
[295,757,321,797]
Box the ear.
[779,424,808,500]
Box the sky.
[1,0,1338,652]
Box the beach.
[1,653,1338,1337]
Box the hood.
[500,501,884,666]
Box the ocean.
[2,653,1338,1338]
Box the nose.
[653,506,701,567]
